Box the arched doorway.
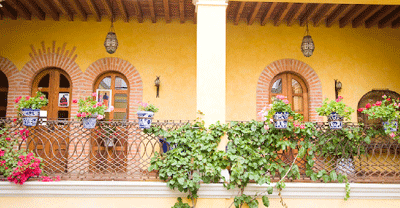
[0,71,8,117]
[269,72,309,121]
[31,68,72,120]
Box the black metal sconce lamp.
[155,76,160,98]
[335,79,342,99]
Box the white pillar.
[194,0,227,127]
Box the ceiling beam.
[6,0,31,20]
[312,4,339,26]
[248,2,262,25]
[52,0,73,21]
[1,2,17,20]
[392,17,400,28]
[115,0,128,22]
[365,5,398,28]
[0,9,3,20]
[20,0,45,20]
[85,0,101,22]
[274,3,293,26]
[234,2,245,25]
[287,3,306,26]
[378,6,400,28]
[326,4,353,27]
[339,4,367,27]
[36,0,59,21]
[148,0,156,23]
[132,0,143,23]
[69,0,87,21]
[352,5,383,28]
[100,0,113,20]
[178,0,185,23]
[261,2,278,26]
[163,0,170,23]
[299,3,324,26]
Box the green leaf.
[330,171,337,181]
[267,186,273,194]
[262,196,270,207]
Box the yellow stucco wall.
[1,18,400,122]
[1,197,400,208]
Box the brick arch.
[0,57,20,117]
[83,57,143,119]
[18,41,83,117]
[256,59,323,122]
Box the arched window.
[270,73,309,121]
[358,90,400,124]
[94,72,129,120]
[32,68,72,120]
[0,71,8,117]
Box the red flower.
[357,108,364,112]
[375,101,382,106]
[387,98,391,101]
[365,103,372,109]
[72,99,78,103]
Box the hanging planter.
[21,108,40,127]
[137,111,154,129]
[382,120,398,132]
[273,112,289,129]
[328,112,344,130]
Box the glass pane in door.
[292,79,303,94]
[271,79,282,94]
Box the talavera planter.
[137,111,154,129]
[21,108,40,127]
[273,112,289,129]
[328,112,343,130]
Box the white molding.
[1,181,400,199]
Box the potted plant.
[15,91,48,127]
[316,96,354,130]
[74,93,111,129]
[258,95,301,129]
[359,95,400,132]
[137,101,159,129]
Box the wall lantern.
[301,23,315,57]
[335,79,342,99]
[104,1,118,54]
[155,76,160,98]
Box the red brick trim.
[17,41,83,117]
[0,57,20,117]
[83,57,143,119]
[256,59,323,122]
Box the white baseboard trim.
[1,181,400,199]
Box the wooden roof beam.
[352,5,383,28]
[312,4,339,26]
[326,4,353,27]
[274,3,293,26]
[234,2,245,25]
[20,0,45,20]
[85,0,101,22]
[1,2,17,20]
[0,9,3,20]
[339,4,367,27]
[392,17,400,28]
[7,0,31,20]
[287,3,306,26]
[52,0,73,21]
[36,0,59,21]
[248,2,262,25]
[148,0,156,23]
[132,0,143,23]
[261,2,278,26]
[116,0,128,22]
[100,0,113,20]
[299,3,324,26]
[163,0,170,23]
[69,0,87,21]
[178,0,185,23]
[379,6,400,28]
[365,5,398,28]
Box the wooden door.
[0,71,8,117]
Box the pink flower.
[15,96,22,103]
[276,95,285,100]
[40,96,44,100]
[25,96,30,100]
[357,108,364,112]
[6,137,11,141]
[264,125,269,130]
[390,132,396,138]
[375,101,382,106]
[13,118,17,123]
[387,98,391,101]
[261,116,267,122]
[97,115,104,120]
[283,99,289,104]
[77,113,82,117]
[365,103,372,109]
[96,102,103,107]
[142,102,148,108]
[382,95,387,98]
[0,150,4,157]
[300,124,305,129]
[72,99,78,103]
[81,112,87,117]
[294,123,299,127]
[92,92,97,97]
[109,106,114,111]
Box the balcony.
[0,118,399,183]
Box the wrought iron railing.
[1,119,399,183]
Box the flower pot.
[382,120,398,132]
[328,112,343,130]
[273,112,289,129]
[137,111,154,129]
[336,158,355,176]
[21,108,40,127]
[82,116,97,129]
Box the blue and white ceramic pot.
[82,116,97,129]
[273,112,289,129]
[328,112,343,130]
[382,120,398,132]
[336,158,355,176]
[137,111,154,129]
[21,108,40,127]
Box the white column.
[194,0,228,127]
